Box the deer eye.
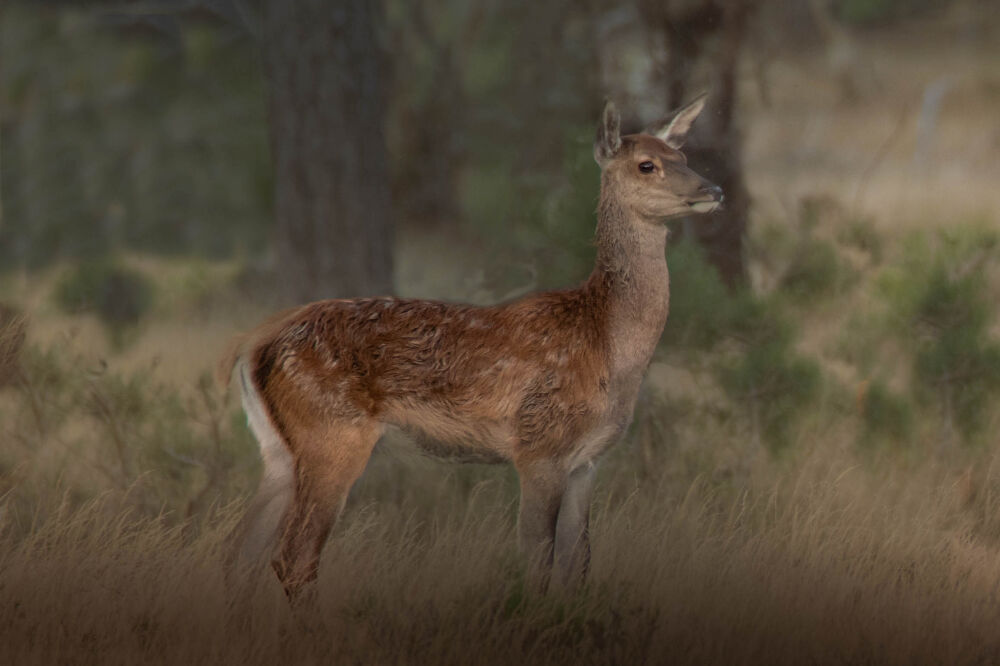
[638,161,655,173]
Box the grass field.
[5,442,1000,664]
[2,8,1000,665]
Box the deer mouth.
[688,200,721,214]
[686,184,723,214]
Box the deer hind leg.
[272,418,381,600]
[228,359,296,574]
[553,461,597,591]
[516,461,567,590]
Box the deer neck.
[588,184,670,390]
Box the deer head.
[593,95,723,221]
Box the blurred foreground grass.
[4,442,1000,664]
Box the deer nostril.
[701,184,723,202]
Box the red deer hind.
[221,96,722,599]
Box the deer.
[219,95,723,600]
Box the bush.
[664,238,795,350]
[717,338,821,454]
[661,241,820,452]
[880,227,1000,444]
[79,369,254,515]
[913,325,1000,442]
[53,259,155,346]
[2,341,258,527]
[836,217,883,263]
[661,239,822,453]
[749,210,853,305]
[777,237,844,303]
[663,239,743,349]
[859,380,913,449]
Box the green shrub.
[53,259,155,346]
[663,239,742,349]
[661,239,821,453]
[778,237,843,302]
[717,338,821,454]
[913,325,1000,442]
[880,227,1000,444]
[831,312,884,374]
[79,368,255,515]
[750,212,853,305]
[4,340,258,524]
[859,380,913,448]
[836,217,883,263]
[664,238,793,350]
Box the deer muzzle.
[688,183,723,214]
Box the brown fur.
[224,98,722,598]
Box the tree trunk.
[264,0,394,302]
[642,0,753,288]
[684,1,753,288]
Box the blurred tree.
[808,0,868,102]
[501,1,601,175]
[0,4,271,267]
[264,0,394,301]
[385,0,487,229]
[640,0,756,287]
[385,0,602,288]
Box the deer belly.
[382,402,514,463]
[410,435,510,464]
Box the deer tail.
[216,305,308,389]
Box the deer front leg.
[553,461,597,590]
[516,462,566,590]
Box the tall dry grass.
[4,442,1000,664]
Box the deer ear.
[644,93,707,149]
[593,99,622,167]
